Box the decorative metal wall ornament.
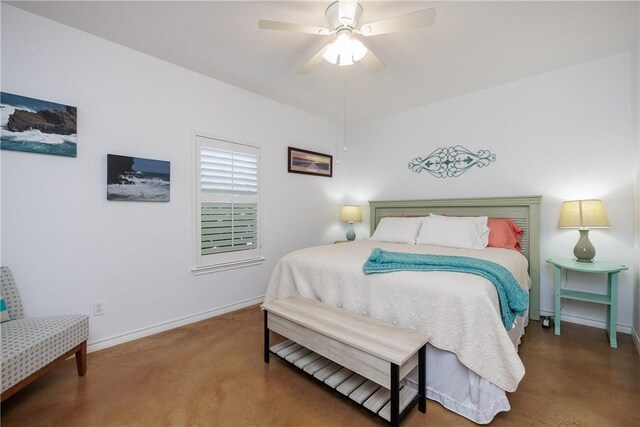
[408,145,496,178]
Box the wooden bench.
[262,296,428,426]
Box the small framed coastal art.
[107,154,170,202]
[288,146,333,177]
[0,92,77,157]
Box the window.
[194,135,262,272]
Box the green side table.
[546,258,628,348]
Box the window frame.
[192,133,264,274]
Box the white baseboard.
[87,295,265,353]
[540,309,632,334]
[632,327,640,354]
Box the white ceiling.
[7,1,639,123]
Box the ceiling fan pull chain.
[335,68,341,165]
[343,70,348,152]
[335,115,341,165]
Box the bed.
[264,196,541,424]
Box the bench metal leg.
[418,344,426,413]
[264,310,270,364]
[391,363,399,427]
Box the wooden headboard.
[369,196,542,320]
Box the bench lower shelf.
[270,339,419,422]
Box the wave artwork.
[0,92,77,157]
[107,154,170,202]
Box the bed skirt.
[403,313,528,424]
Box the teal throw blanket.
[363,248,528,330]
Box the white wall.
[336,52,637,333]
[0,5,338,349]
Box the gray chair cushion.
[0,267,24,320]
[1,315,89,392]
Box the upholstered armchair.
[1,267,89,401]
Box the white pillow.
[416,215,489,250]
[430,213,488,225]
[370,217,424,244]
[429,214,490,247]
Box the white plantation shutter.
[200,147,258,196]
[195,135,262,269]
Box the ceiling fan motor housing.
[325,1,363,29]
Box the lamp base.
[574,229,595,263]
[346,221,356,241]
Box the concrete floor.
[1,305,638,426]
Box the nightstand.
[546,258,628,348]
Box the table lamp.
[340,205,362,241]
[558,199,610,263]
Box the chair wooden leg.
[75,341,87,376]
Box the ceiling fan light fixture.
[339,53,354,66]
[322,29,366,66]
[351,38,367,61]
[335,31,351,48]
[322,43,340,64]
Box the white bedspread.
[264,240,530,392]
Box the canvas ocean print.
[107,154,170,202]
[0,92,77,157]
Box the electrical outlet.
[93,302,105,316]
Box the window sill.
[192,257,266,275]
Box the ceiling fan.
[258,0,436,74]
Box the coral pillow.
[488,218,523,252]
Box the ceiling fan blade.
[359,48,385,73]
[297,46,328,74]
[258,19,332,35]
[337,0,359,26]
[358,8,436,36]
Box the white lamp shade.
[340,205,362,222]
[351,39,368,61]
[335,32,351,49]
[558,199,610,229]
[322,43,339,64]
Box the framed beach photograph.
[288,147,333,177]
[107,154,170,202]
[0,92,78,157]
